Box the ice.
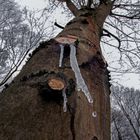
[62,88,67,112]
[59,44,64,67]
[92,111,97,118]
[69,44,93,103]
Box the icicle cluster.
[59,44,64,67]
[69,44,93,103]
[58,43,93,112]
[62,88,67,112]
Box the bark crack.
[70,113,75,140]
[68,104,76,140]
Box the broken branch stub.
[55,35,78,44]
[48,78,65,90]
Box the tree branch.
[95,1,114,28]
[100,0,114,5]
[103,28,121,50]
[60,0,78,16]
[54,21,64,29]
[110,12,140,19]
[0,49,31,87]
[87,0,93,8]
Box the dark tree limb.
[103,28,121,50]
[0,49,31,87]
[87,0,93,8]
[54,21,64,29]
[61,0,78,16]
[100,0,114,5]
[95,1,114,28]
[113,119,123,140]
[66,0,78,16]
[110,12,140,19]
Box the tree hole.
[92,136,98,140]
[39,83,63,103]
[63,44,70,58]
[81,19,89,24]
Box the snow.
[69,44,93,103]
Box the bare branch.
[87,0,93,8]
[110,12,140,19]
[103,28,121,50]
[59,0,78,16]
[54,21,64,29]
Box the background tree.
[0,0,53,90]
[0,0,140,140]
[111,86,140,140]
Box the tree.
[0,0,52,89]
[0,0,140,140]
[111,86,140,140]
[0,0,23,82]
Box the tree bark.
[0,8,111,140]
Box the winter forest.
[0,0,140,140]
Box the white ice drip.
[59,44,64,67]
[62,88,67,112]
[69,44,93,103]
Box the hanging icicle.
[59,44,64,67]
[69,44,93,103]
[62,88,67,112]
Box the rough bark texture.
[0,7,111,140]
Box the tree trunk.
[0,8,111,140]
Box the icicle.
[69,44,93,103]
[59,44,64,67]
[62,88,67,112]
